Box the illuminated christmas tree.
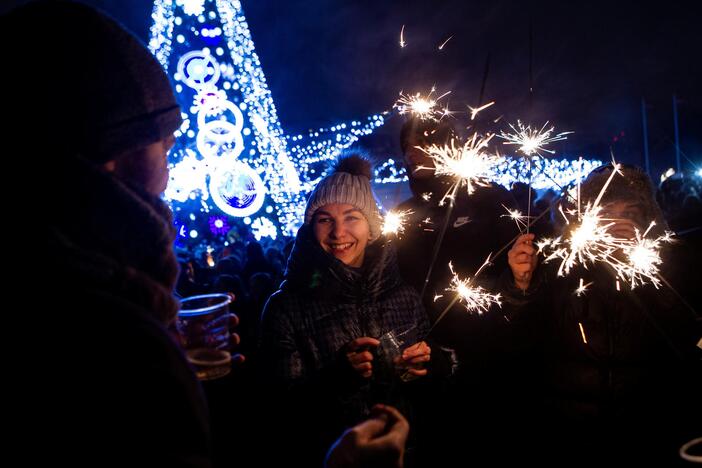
[149,0,385,248]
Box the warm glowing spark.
[440,259,502,314]
[468,101,495,120]
[537,163,622,276]
[419,134,499,205]
[575,278,593,296]
[578,322,588,344]
[609,222,674,289]
[395,89,452,121]
[538,162,673,290]
[399,24,406,48]
[421,192,432,201]
[382,209,413,236]
[499,120,573,157]
[438,35,453,50]
[501,204,529,232]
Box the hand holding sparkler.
[508,233,538,291]
[399,341,431,378]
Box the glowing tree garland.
[149,0,385,244]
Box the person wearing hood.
[259,153,433,466]
[506,163,702,465]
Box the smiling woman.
[259,152,441,466]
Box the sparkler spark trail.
[419,134,500,205]
[382,209,413,237]
[536,162,622,279]
[575,278,593,296]
[438,35,453,50]
[609,223,674,289]
[538,203,620,278]
[499,120,573,157]
[439,259,502,314]
[394,88,452,121]
[537,162,674,291]
[501,204,529,233]
[468,101,495,120]
[578,322,588,344]
[399,24,406,48]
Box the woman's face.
[312,203,371,268]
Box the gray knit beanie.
[304,153,383,242]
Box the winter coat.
[259,225,431,463]
[501,259,702,465]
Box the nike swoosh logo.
[453,216,471,228]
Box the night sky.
[4,0,700,176]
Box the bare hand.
[325,404,409,468]
[508,233,538,291]
[346,337,380,378]
[399,341,431,377]
[227,313,245,364]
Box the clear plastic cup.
[177,293,232,381]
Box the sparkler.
[418,133,501,299]
[443,259,502,314]
[537,161,673,291]
[381,209,413,237]
[399,24,406,48]
[537,202,620,278]
[499,120,573,157]
[501,204,529,233]
[499,120,573,234]
[608,223,674,289]
[419,133,500,205]
[394,88,452,121]
[426,255,501,336]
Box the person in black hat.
[3,2,217,465]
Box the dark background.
[4,0,700,178]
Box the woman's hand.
[346,337,380,378]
